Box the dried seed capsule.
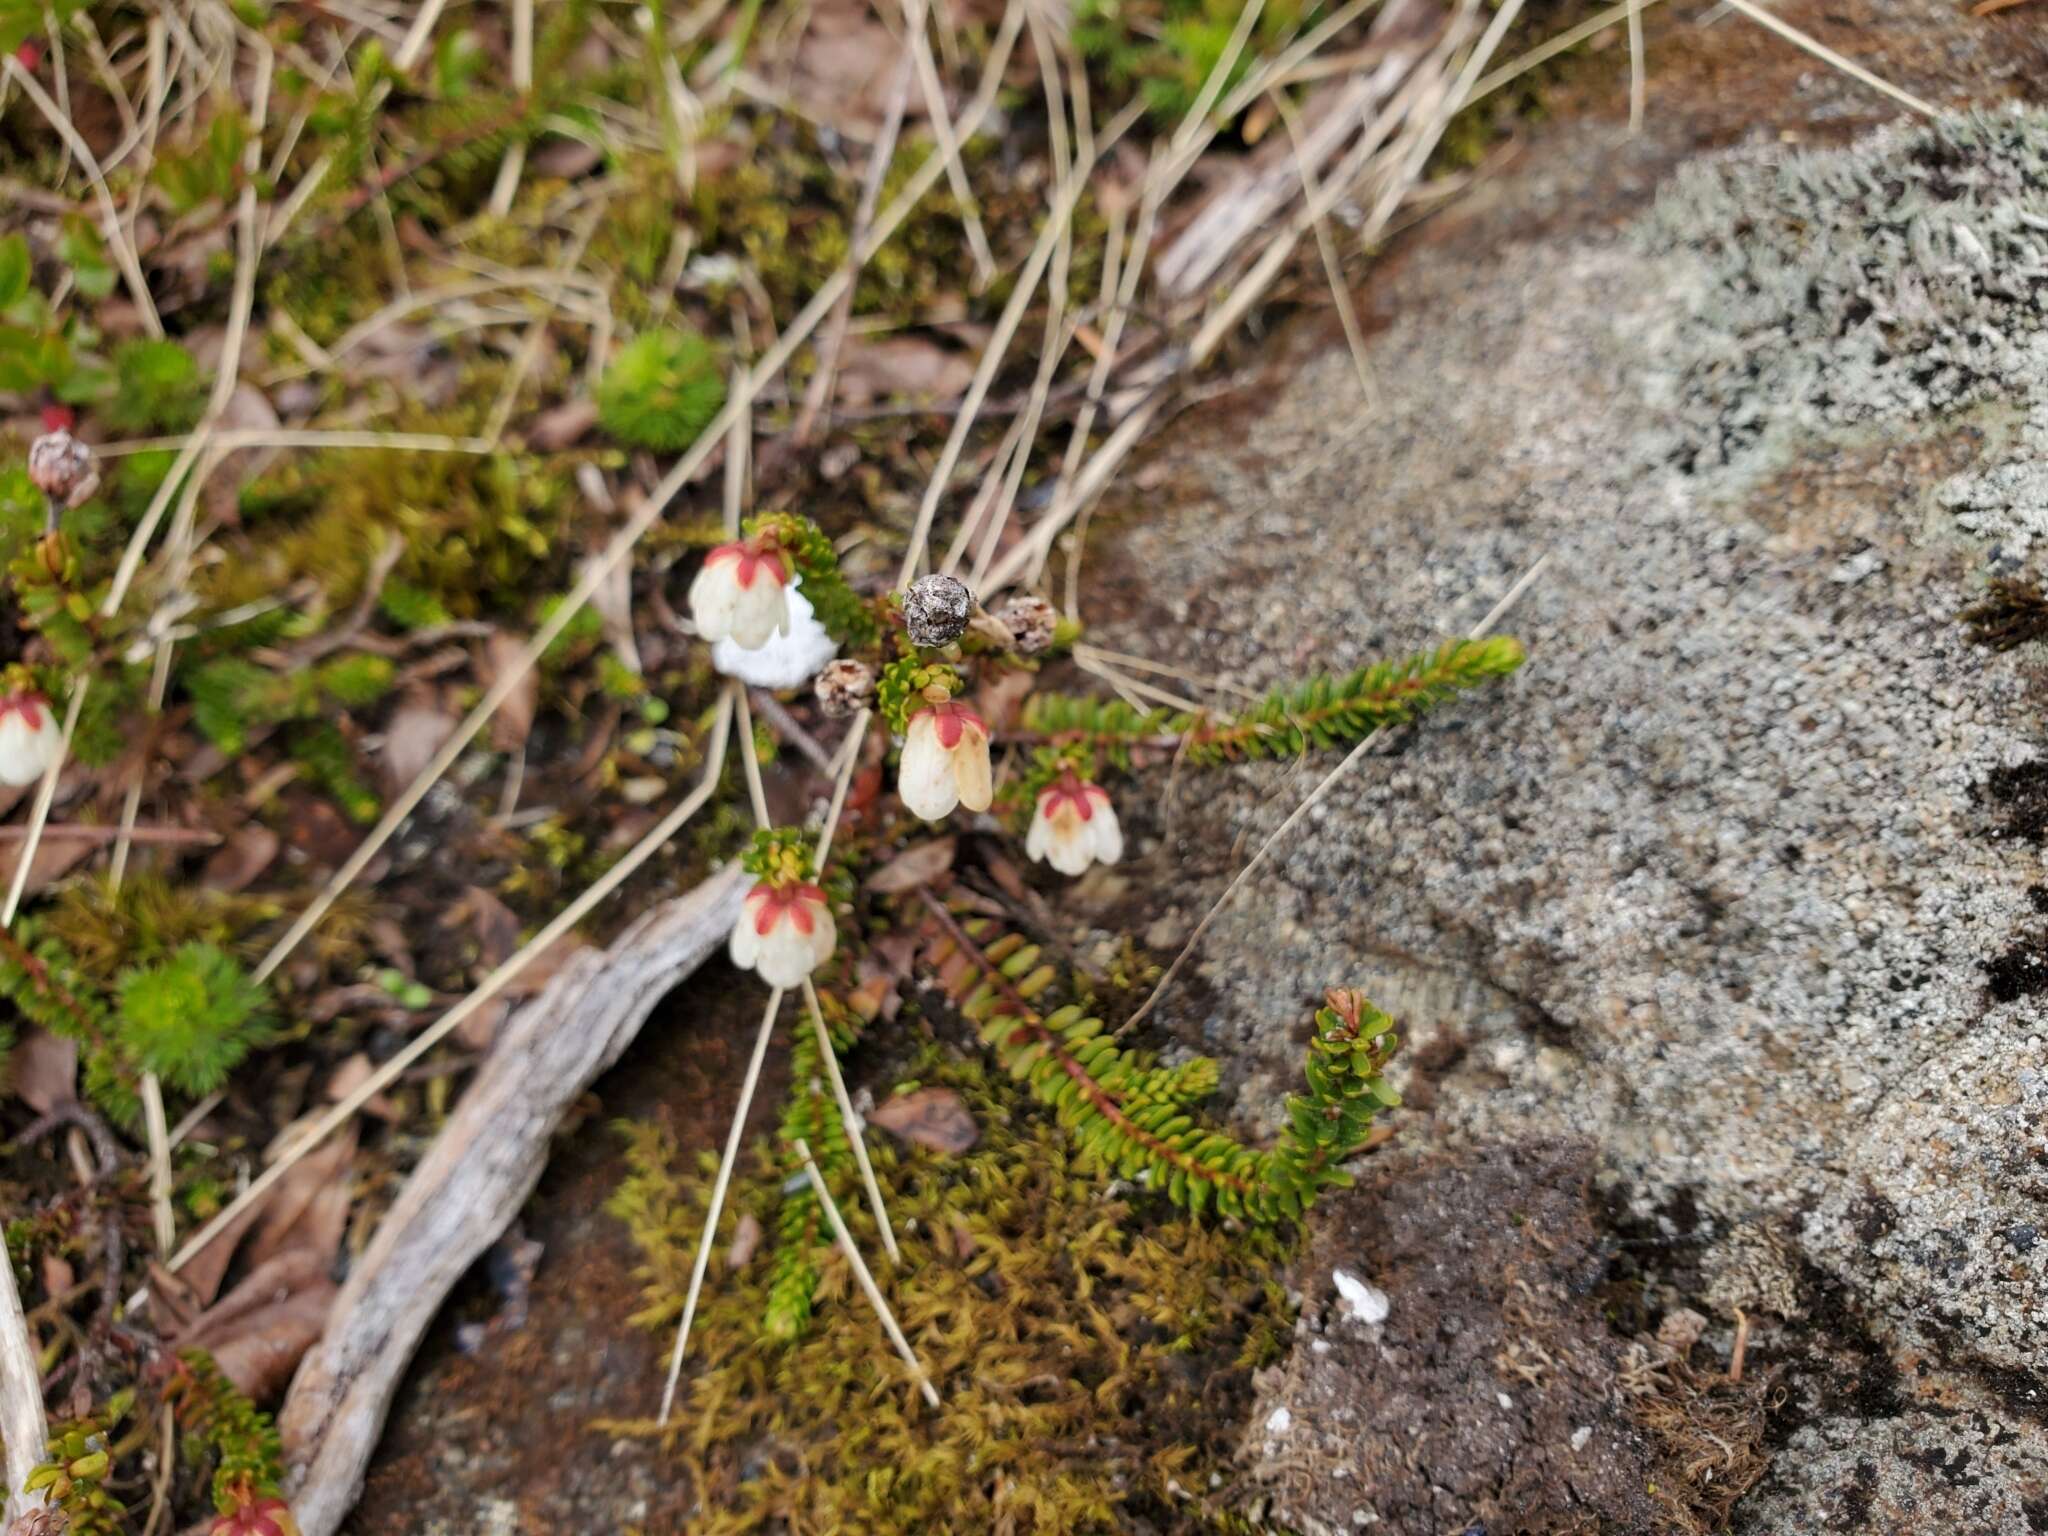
[814,658,876,717]
[994,595,1057,655]
[27,430,95,507]
[902,573,972,648]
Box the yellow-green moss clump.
[604,1057,1295,1534]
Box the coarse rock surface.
[1241,1139,1772,1536]
[1085,67,2048,1536]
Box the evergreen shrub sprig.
[1020,634,1524,770]
[915,897,1399,1223]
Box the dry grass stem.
[1462,0,1670,107]
[802,977,901,1263]
[1626,0,1647,131]
[792,49,912,444]
[1272,89,1379,411]
[792,1136,940,1407]
[657,986,786,1424]
[893,99,1143,589]
[896,0,996,287]
[1717,0,1937,116]
[139,1075,175,1255]
[3,52,162,336]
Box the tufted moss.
[604,1054,1295,1533]
[212,423,575,621]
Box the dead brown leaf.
[869,1086,979,1154]
[0,834,96,902]
[39,1253,73,1298]
[242,1127,355,1273]
[480,633,539,752]
[787,8,924,133]
[727,1211,764,1273]
[835,336,976,407]
[864,836,956,894]
[194,1279,339,1402]
[982,848,1031,904]
[454,997,509,1053]
[379,689,459,790]
[846,960,900,1024]
[9,1030,77,1114]
[868,930,920,984]
[179,1247,332,1350]
[324,1054,399,1121]
[499,931,588,998]
[446,884,521,969]
[526,398,598,451]
[202,822,280,892]
[974,666,1038,732]
[529,137,604,179]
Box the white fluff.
[712,585,837,687]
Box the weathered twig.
[1153,0,1435,299]
[0,1254,46,1523]
[277,862,749,1536]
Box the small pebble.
[1332,1267,1390,1325]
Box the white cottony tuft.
[0,692,62,787]
[712,584,837,687]
[1265,1406,1292,1436]
[1332,1268,1389,1325]
[1570,1426,1593,1452]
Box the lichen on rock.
[1091,104,2048,1532]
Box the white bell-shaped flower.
[898,701,992,822]
[729,880,836,990]
[1025,773,1123,876]
[688,537,791,650]
[0,691,61,787]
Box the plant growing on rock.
[659,526,1524,1353]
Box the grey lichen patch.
[1641,107,2048,567]
[1085,106,2048,1533]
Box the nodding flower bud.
[730,880,836,989]
[814,658,875,718]
[0,690,60,787]
[1026,771,1123,876]
[898,699,992,821]
[902,573,972,649]
[688,536,791,651]
[994,595,1057,655]
[27,430,95,509]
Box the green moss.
[1428,0,1608,174]
[597,329,728,452]
[214,425,573,620]
[605,1054,1292,1533]
[1074,0,1316,123]
[43,874,272,975]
